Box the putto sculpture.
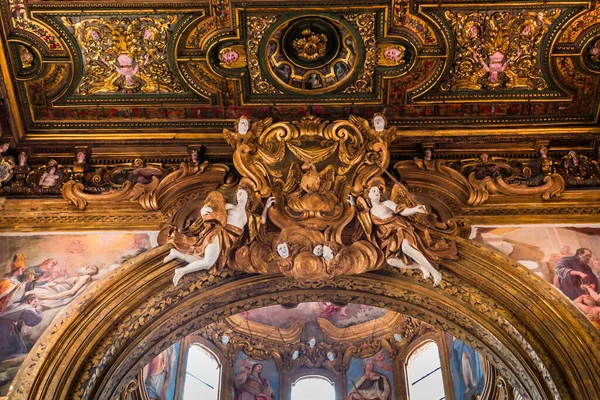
[161,115,469,284]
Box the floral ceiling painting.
[0,232,157,395]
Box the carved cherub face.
[238,117,249,135]
[0,143,8,153]
[373,115,385,132]
[308,337,316,348]
[521,24,532,36]
[424,148,432,161]
[18,152,27,166]
[539,146,548,158]
[90,30,100,41]
[277,243,290,259]
[313,245,323,257]
[368,186,381,203]
[191,150,199,163]
[323,245,334,262]
[236,189,248,206]
[76,152,86,163]
[143,29,153,40]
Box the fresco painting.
[476,226,600,328]
[232,351,278,400]
[143,342,180,400]
[346,350,394,400]
[0,232,156,394]
[446,334,485,400]
[239,302,388,329]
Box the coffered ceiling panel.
[0,0,599,144]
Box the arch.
[6,239,600,400]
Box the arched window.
[291,375,335,400]
[182,344,221,400]
[406,340,445,400]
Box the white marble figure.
[277,242,290,259]
[367,186,442,285]
[164,190,274,285]
[373,115,386,132]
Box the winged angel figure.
[164,187,274,285]
[353,178,461,285]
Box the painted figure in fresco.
[145,346,175,400]
[573,284,600,322]
[450,337,485,400]
[554,248,599,300]
[0,294,43,362]
[307,73,323,89]
[233,363,275,400]
[164,187,275,285]
[0,254,27,313]
[21,258,61,285]
[32,265,99,308]
[131,159,162,184]
[355,180,459,286]
[347,360,392,400]
[38,165,60,187]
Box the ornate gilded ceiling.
[0,0,599,155]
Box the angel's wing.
[282,162,302,194]
[391,182,418,208]
[348,114,371,135]
[250,117,273,137]
[223,128,239,147]
[318,165,336,192]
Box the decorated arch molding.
[6,241,600,400]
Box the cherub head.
[237,116,250,135]
[18,152,27,166]
[313,244,323,257]
[469,24,480,39]
[424,148,433,161]
[190,149,199,163]
[277,242,290,259]
[76,151,86,164]
[373,113,386,132]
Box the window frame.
[177,335,223,400]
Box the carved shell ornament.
[161,116,470,285]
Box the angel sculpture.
[223,116,273,147]
[349,113,397,144]
[353,178,459,286]
[164,186,274,285]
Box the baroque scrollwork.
[64,16,183,94]
[161,115,469,283]
[441,9,560,91]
